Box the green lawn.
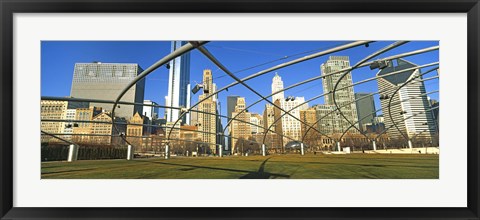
[41,154,439,179]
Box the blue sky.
[41,41,439,124]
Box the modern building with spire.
[165,41,191,125]
[376,58,436,141]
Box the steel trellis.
[343,90,439,146]
[337,73,439,143]
[386,68,439,142]
[185,42,335,148]
[331,41,409,146]
[166,41,373,142]
[301,62,439,143]
[109,41,209,147]
[221,45,439,146]
[300,74,438,144]
[374,105,439,141]
[335,66,439,142]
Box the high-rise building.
[271,73,285,102]
[70,62,145,119]
[165,41,191,125]
[270,74,308,145]
[197,69,218,153]
[40,100,68,143]
[226,96,240,150]
[321,56,359,134]
[354,93,377,132]
[231,97,251,154]
[376,58,435,140]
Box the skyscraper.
[376,58,435,140]
[321,56,358,134]
[70,62,145,119]
[165,41,191,125]
[197,69,217,153]
[226,96,240,150]
[231,97,251,153]
[271,73,285,102]
[270,74,308,145]
[354,93,377,132]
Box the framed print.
[1,0,479,219]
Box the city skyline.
[41,41,439,127]
[40,40,440,180]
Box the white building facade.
[376,59,436,140]
[271,73,285,102]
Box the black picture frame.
[1,0,479,219]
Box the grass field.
[41,154,439,179]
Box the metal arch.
[295,72,437,143]
[342,79,439,141]
[221,46,440,144]
[374,105,439,141]
[260,92,335,146]
[331,41,409,142]
[386,67,440,142]
[41,96,284,138]
[223,45,439,133]
[338,67,439,142]
[300,62,439,142]
[345,90,439,144]
[109,41,209,146]
[166,41,373,141]
[41,130,77,146]
[223,44,437,137]
[190,42,333,146]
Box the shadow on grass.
[134,157,290,179]
[42,168,98,175]
[239,157,290,179]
